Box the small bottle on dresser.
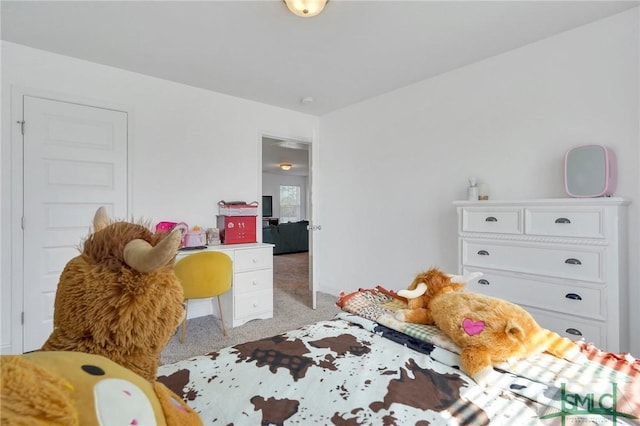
[468,177,478,201]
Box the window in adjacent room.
[279,185,300,223]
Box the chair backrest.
[174,251,233,300]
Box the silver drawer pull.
[485,216,498,222]
[555,217,571,224]
[565,293,582,301]
[565,328,583,336]
[477,279,490,285]
[477,250,490,256]
[565,258,582,265]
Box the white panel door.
[22,96,128,352]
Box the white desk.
[176,243,274,328]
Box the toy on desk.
[1,351,202,425]
[394,267,586,386]
[41,207,185,382]
[182,225,207,248]
[156,221,207,248]
[206,227,221,245]
[156,220,187,234]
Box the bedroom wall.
[0,41,318,353]
[317,9,640,354]
[1,8,638,356]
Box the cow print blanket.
[156,314,639,425]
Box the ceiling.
[262,137,310,176]
[2,1,637,176]
[2,1,637,118]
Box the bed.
[157,287,640,425]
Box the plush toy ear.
[505,320,526,343]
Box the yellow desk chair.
[174,251,233,344]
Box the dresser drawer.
[525,208,605,238]
[235,289,273,319]
[234,247,273,272]
[461,208,523,234]
[462,240,604,282]
[234,269,273,294]
[463,269,604,320]
[524,306,605,349]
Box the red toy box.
[217,215,257,244]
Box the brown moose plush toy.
[41,207,185,382]
[395,267,586,385]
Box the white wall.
[1,41,319,353]
[318,9,639,354]
[262,172,309,221]
[2,8,638,356]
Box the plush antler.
[123,228,182,273]
[399,271,483,299]
[92,206,110,232]
[398,283,428,299]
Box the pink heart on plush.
[462,318,485,336]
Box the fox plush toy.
[395,267,586,385]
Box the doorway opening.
[261,136,313,308]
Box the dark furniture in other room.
[262,220,309,255]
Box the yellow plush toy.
[395,267,586,385]
[1,351,202,425]
[41,207,185,382]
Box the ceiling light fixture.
[280,163,293,171]
[283,0,328,18]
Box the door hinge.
[16,120,25,135]
[21,216,25,230]
[21,312,24,325]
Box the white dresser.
[454,198,629,353]
[176,243,274,328]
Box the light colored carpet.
[160,252,341,365]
